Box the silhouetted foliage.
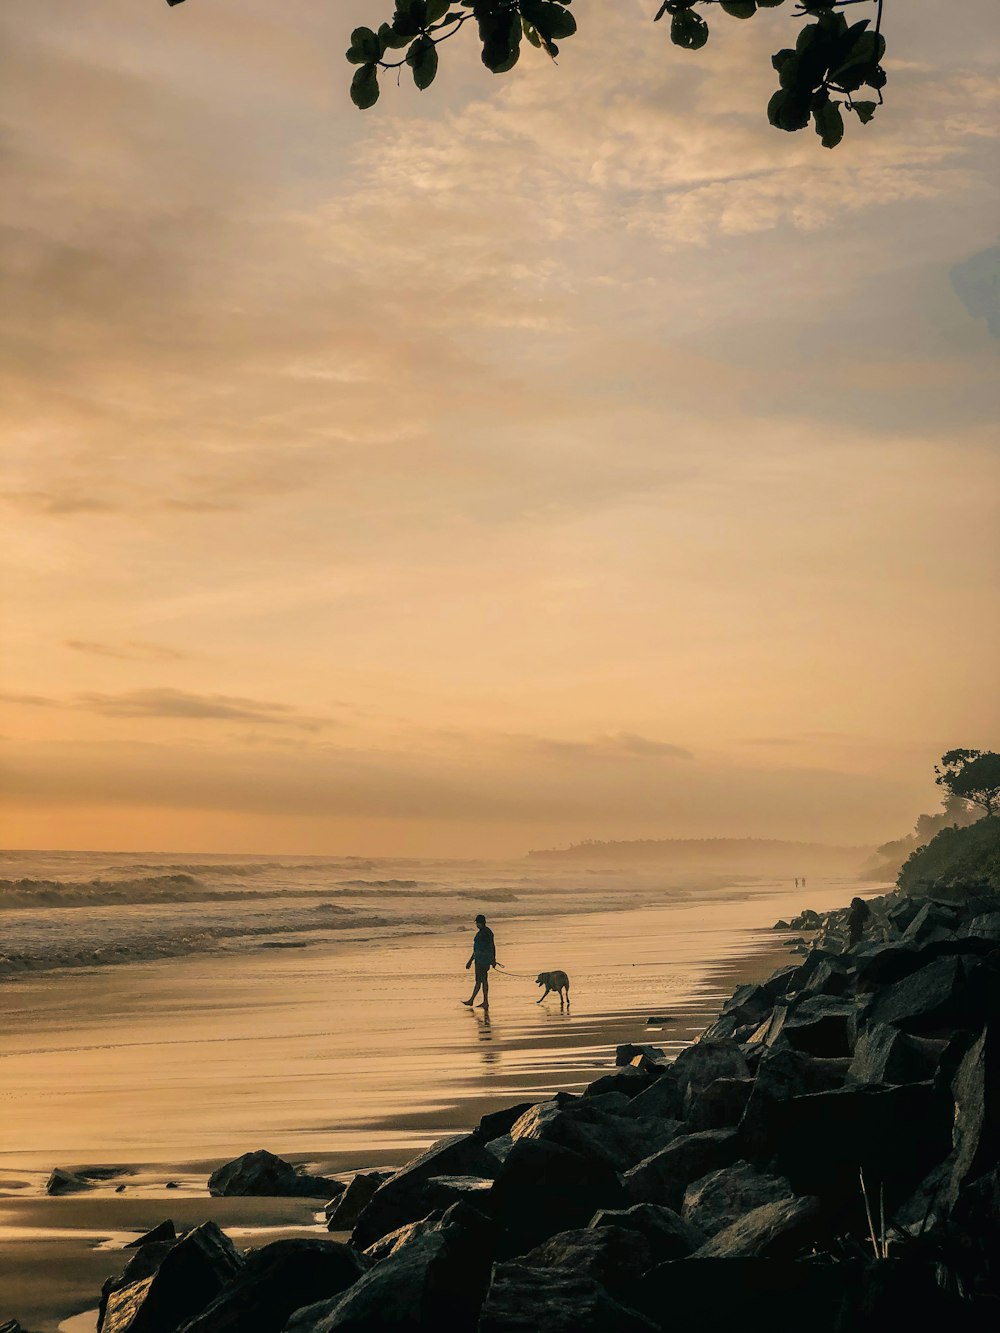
[935,749,1000,819]
[166,1,889,148]
[897,815,1000,897]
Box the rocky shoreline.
[12,881,1000,1333]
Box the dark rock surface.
[515,1225,652,1299]
[588,1203,705,1260]
[490,1138,625,1255]
[286,1222,492,1333]
[102,1222,243,1333]
[681,1161,792,1237]
[508,1097,677,1172]
[478,1263,658,1333]
[126,1221,176,1249]
[692,1195,823,1258]
[624,1129,740,1210]
[207,1151,343,1200]
[350,1134,498,1249]
[46,1167,91,1195]
[176,1239,367,1333]
[325,1173,391,1231]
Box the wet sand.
[0,880,865,1330]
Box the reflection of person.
[462,914,497,1010]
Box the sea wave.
[0,876,355,911]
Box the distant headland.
[526,837,874,874]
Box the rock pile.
[77,886,1000,1331]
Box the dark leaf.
[478,9,522,72]
[767,87,810,132]
[350,63,380,109]
[670,9,709,50]
[520,0,577,43]
[852,99,877,124]
[812,93,844,148]
[720,2,756,18]
[379,23,412,50]
[347,26,381,64]
[406,34,439,89]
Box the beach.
[0,868,879,1330]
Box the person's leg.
[478,969,489,1008]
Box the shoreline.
[0,922,800,1332]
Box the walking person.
[847,896,871,948]
[463,913,497,1010]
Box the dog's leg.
[537,987,550,1004]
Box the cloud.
[0,687,331,732]
[951,244,1000,338]
[64,639,190,661]
[75,688,331,731]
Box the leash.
[493,963,536,980]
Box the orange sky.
[1,1,998,856]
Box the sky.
[1,0,998,857]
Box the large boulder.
[778,996,857,1058]
[98,1242,180,1332]
[475,1104,537,1142]
[515,1226,652,1300]
[582,1067,658,1100]
[681,1161,792,1237]
[940,1024,1000,1207]
[176,1239,367,1333]
[692,1195,822,1258]
[739,1047,850,1156]
[325,1173,391,1231]
[622,1070,683,1122]
[350,1134,498,1250]
[208,1151,343,1201]
[685,1078,753,1133]
[489,1139,625,1256]
[588,1203,704,1260]
[720,983,775,1028]
[478,1264,658,1333]
[46,1167,91,1195]
[770,1082,952,1205]
[126,1222,176,1249]
[632,1258,863,1333]
[102,1222,243,1333]
[508,1099,677,1173]
[846,1023,942,1086]
[624,1129,739,1211]
[857,955,977,1035]
[669,1041,750,1116]
[285,1222,493,1333]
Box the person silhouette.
[462,913,497,1010]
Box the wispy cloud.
[64,639,190,662]
[0,688,331,732]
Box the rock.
[624,1129,739,1211]
[685,1077,753,1132]
[720,983,774,1027]
[692,1195,822,1258]
[773,920,791,931]
[208,1151,343,1201]
[350,1134,498,1250]
[623,1069,683,1121]
[478,1263,658,1333]
[325,1173,392,1231]
[615,1043,665,1067]
[846,1023,941,1085]
[902,901,961,944]
[515,1225,652,1300]
[46,1167,90,1195]
[489,1139,625,1256]
[739,1047,850,1155]
[941,1024,1000,1206]
[581,1067,658,1100]
[632,1258,863,1333]
[475,1103,537,1142]
[98,1242,180,1332]
[165,1182,180,1190]
[102,1222,243,1333]
[681,1161,792,1237]
[770,1082,952,1206]
[483,1134,514,1164]
[779,996,857,1058]
[962,912,1000,942]
[285,1222,493,1333]
[589,1203,705,1260]
[646,1016,673,1025]
[414,1174,493,1213]
[176,1239,367,1333]
[0,1322,22,1333]
[858,955,976,1034]
[669,1040,750,1115]
[799,956,855,999]
[126,1221,176,1248]
[508,1098,677,1173]
[362,1199,495,1264]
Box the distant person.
[794,877,799,889]
[847,896,871,947]
[463,913,497,1009]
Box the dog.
[535,970,570,1007]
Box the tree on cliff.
[166,1,891,149]
[935,750,1000,819]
